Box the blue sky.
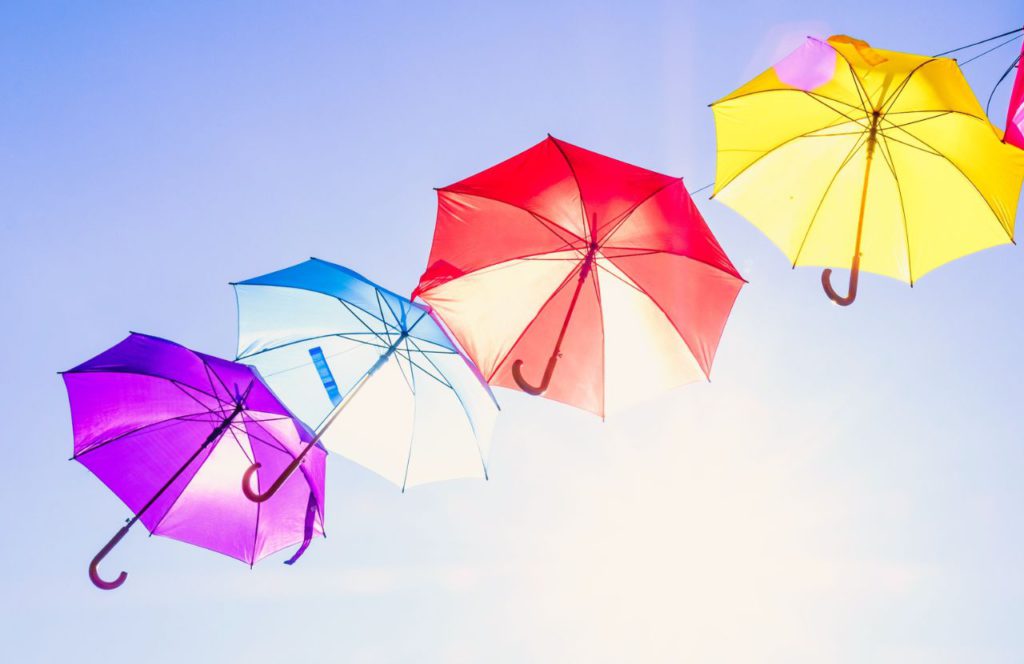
[3,1,1023,662]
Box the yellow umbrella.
[711,35,1024,305]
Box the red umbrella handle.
[89,524,131,590]
[821,254,861,307]
[511,355,559,395]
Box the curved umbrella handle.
[511,354,559,396]
[242,454,304,503]
[821,255,861,307]
[89,525,131,590]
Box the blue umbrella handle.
[511,355,558,396]
[89,524,131,590]
[821,254,860,307]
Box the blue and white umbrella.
[233,258,497,495]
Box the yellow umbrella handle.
[821,254,861,307]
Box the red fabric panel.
[601,179,742,279]
[552,137,679,239]
[441,137,586,239]
[416,190,584,295]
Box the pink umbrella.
[1004,39,1024,150]
[62,333,327,590]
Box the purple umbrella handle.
[89,524,131,590]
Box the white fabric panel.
[318,357,416,487]
[401,344,493,488]
[596,257,705,415]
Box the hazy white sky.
[3,2,1023,662]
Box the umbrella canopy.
[712,35,1024,305]
[1005,40,1024,150]
[233,258,497,493]
[413,135,744,418]
[63,333,326,590]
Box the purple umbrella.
[62,333,327,590]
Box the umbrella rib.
[590,261,606,418]
[871,128,943,157]
[874,133,915,284]
[239,332,388,362]
[715,99,869,196]
[596,178,682,249]
[405,337,456,389]
[408,338,489,476]
[400,335,418,493]
[228,421,293,458]
[596,257,710,382]
[72,411,222,460]
[340,300,393,346]
[223,418,257,465]
[791,132,871,266]
[170,380,224,415]
[882,120,1012,240]
[878,111,954,131]
[879,58,941,114]
[713,88,866,115]
[548,136,592,243]
[200,360,232,421]
[145,428,232,538]
[375,290,393,347]
[377,287,404,332]
[443,189,585,247]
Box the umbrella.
[63,333,326,590]
[412,135,744,418]
[711,34,1024,305]
[233,258,497,497]
[1003,40,1023,149]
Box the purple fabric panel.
[242,415,327,562]
[64,372,221,454]
[76,418,222,534]
[773,37,837,91]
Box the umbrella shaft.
[852,112,881,260]
[550,246,598,358]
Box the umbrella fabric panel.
[64,371,223,456]
[418,191,582,291]
[551,138,679,237]
[238,258,417,335]
[74,416,220,536]
[152,413,325,564]
[1007,42,1024,150]
[596,258,709,415]
[442,138,586,239]
[600,252,744,379]
[599,180,742,278]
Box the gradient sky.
[3,2,1024,662]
